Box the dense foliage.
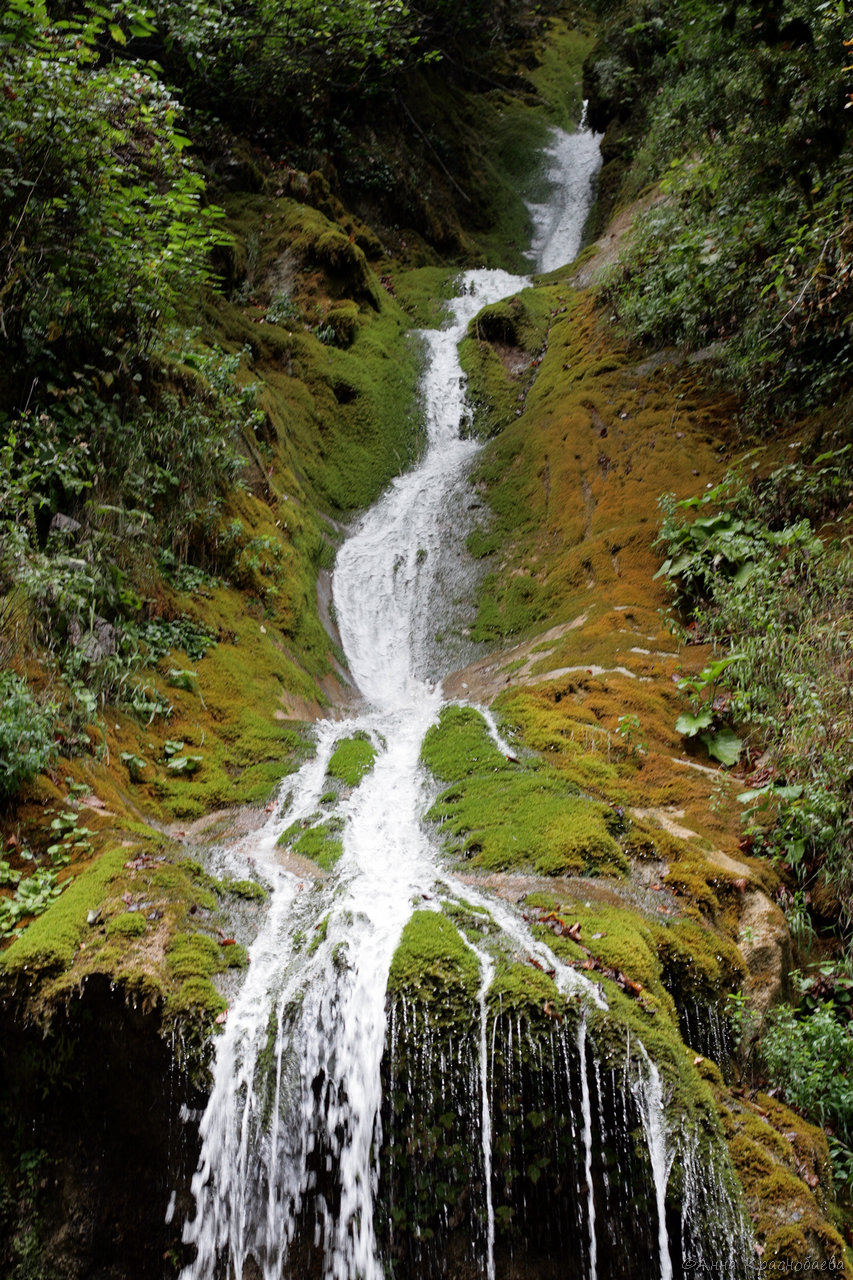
[763,969,853,1195]
[658,447,853,1192]
[140,0,534,134]
[0,1,269,773]
[588,0,853,420]
[657,446,853,928]
[0,0,229,404]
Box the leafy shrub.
[592,0,853,419]
[0,0,230,405]
[762,998,853,1195]
[657,447,853,925]
[0,671,57,801]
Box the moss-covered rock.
[387,909,479,1010]
[326,731,377,787]
[277,815,344,870]
[422,705,626,877]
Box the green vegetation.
[0,672,57,802]
[656,448,853,932]
[421,706,627,876]
[327,733,377,787]
[763,992,853,1197]
[581,0,853,1216]
[387,909,479,1006]
[277,816,344,870]
[3,0,851,1257]
[587,0,853,421]
[458,288,554,438]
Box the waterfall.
[578,1018,598,1280]
[630,1044,676,1280]
[177,113,752,1279]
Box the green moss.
[171,975,227,1018]
[470,570,554,643]
[307,912,330,955]
[466,527,501,560]
[421,705,506,780]
[652,918,745,1003]
[0,849,127,974]
[167,931,247,982]
[387,910,479,1007]
[488,959,560,1017]
[422,706,625,876]
[327,732,377,787]
[392,267,459,328]
[219,878,267,902]
[526,22,595,133]
[220,193,424,515]
[106,912,147,939]
[277,817,343,870]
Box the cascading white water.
[578,1018,598,1280]
[177,113,745,1280]
[630,1045,676,1280]
[460,934,497,1280]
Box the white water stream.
[176,116,745,1280]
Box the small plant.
[674,654,743,767]
[0,672,58,802]
[615,713,646,757]
[131,615,217,664]
[166,753,204,774]
[267,292,301,325]
[120,751,148,783]
[0,867,63,939]
[124,682,173,723]
[46,806,95,864]
[725,990,762,1086]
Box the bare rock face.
[67,614,117,663]
[737,889,792,1019]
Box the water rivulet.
[177,117,752,1280]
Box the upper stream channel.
[176,117,751,1280]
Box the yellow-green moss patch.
[388,910,479,1008]
[422,705,625,877]
[327,733,377,787]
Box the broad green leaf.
[700,727,742,767]
[786,839,807,865]
[732,562,756,586]
[738,783,804,805]
[675,708,713,736]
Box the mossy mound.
[215,191,422,515]
[326,732,377,787]
[388,909,479,1010]
[718,1091,850,1271]
[277,815,344,871]
[421,705,626,877]
[459,286,561,438]
[0,840,263,1059]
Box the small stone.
[50,512,82,535]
